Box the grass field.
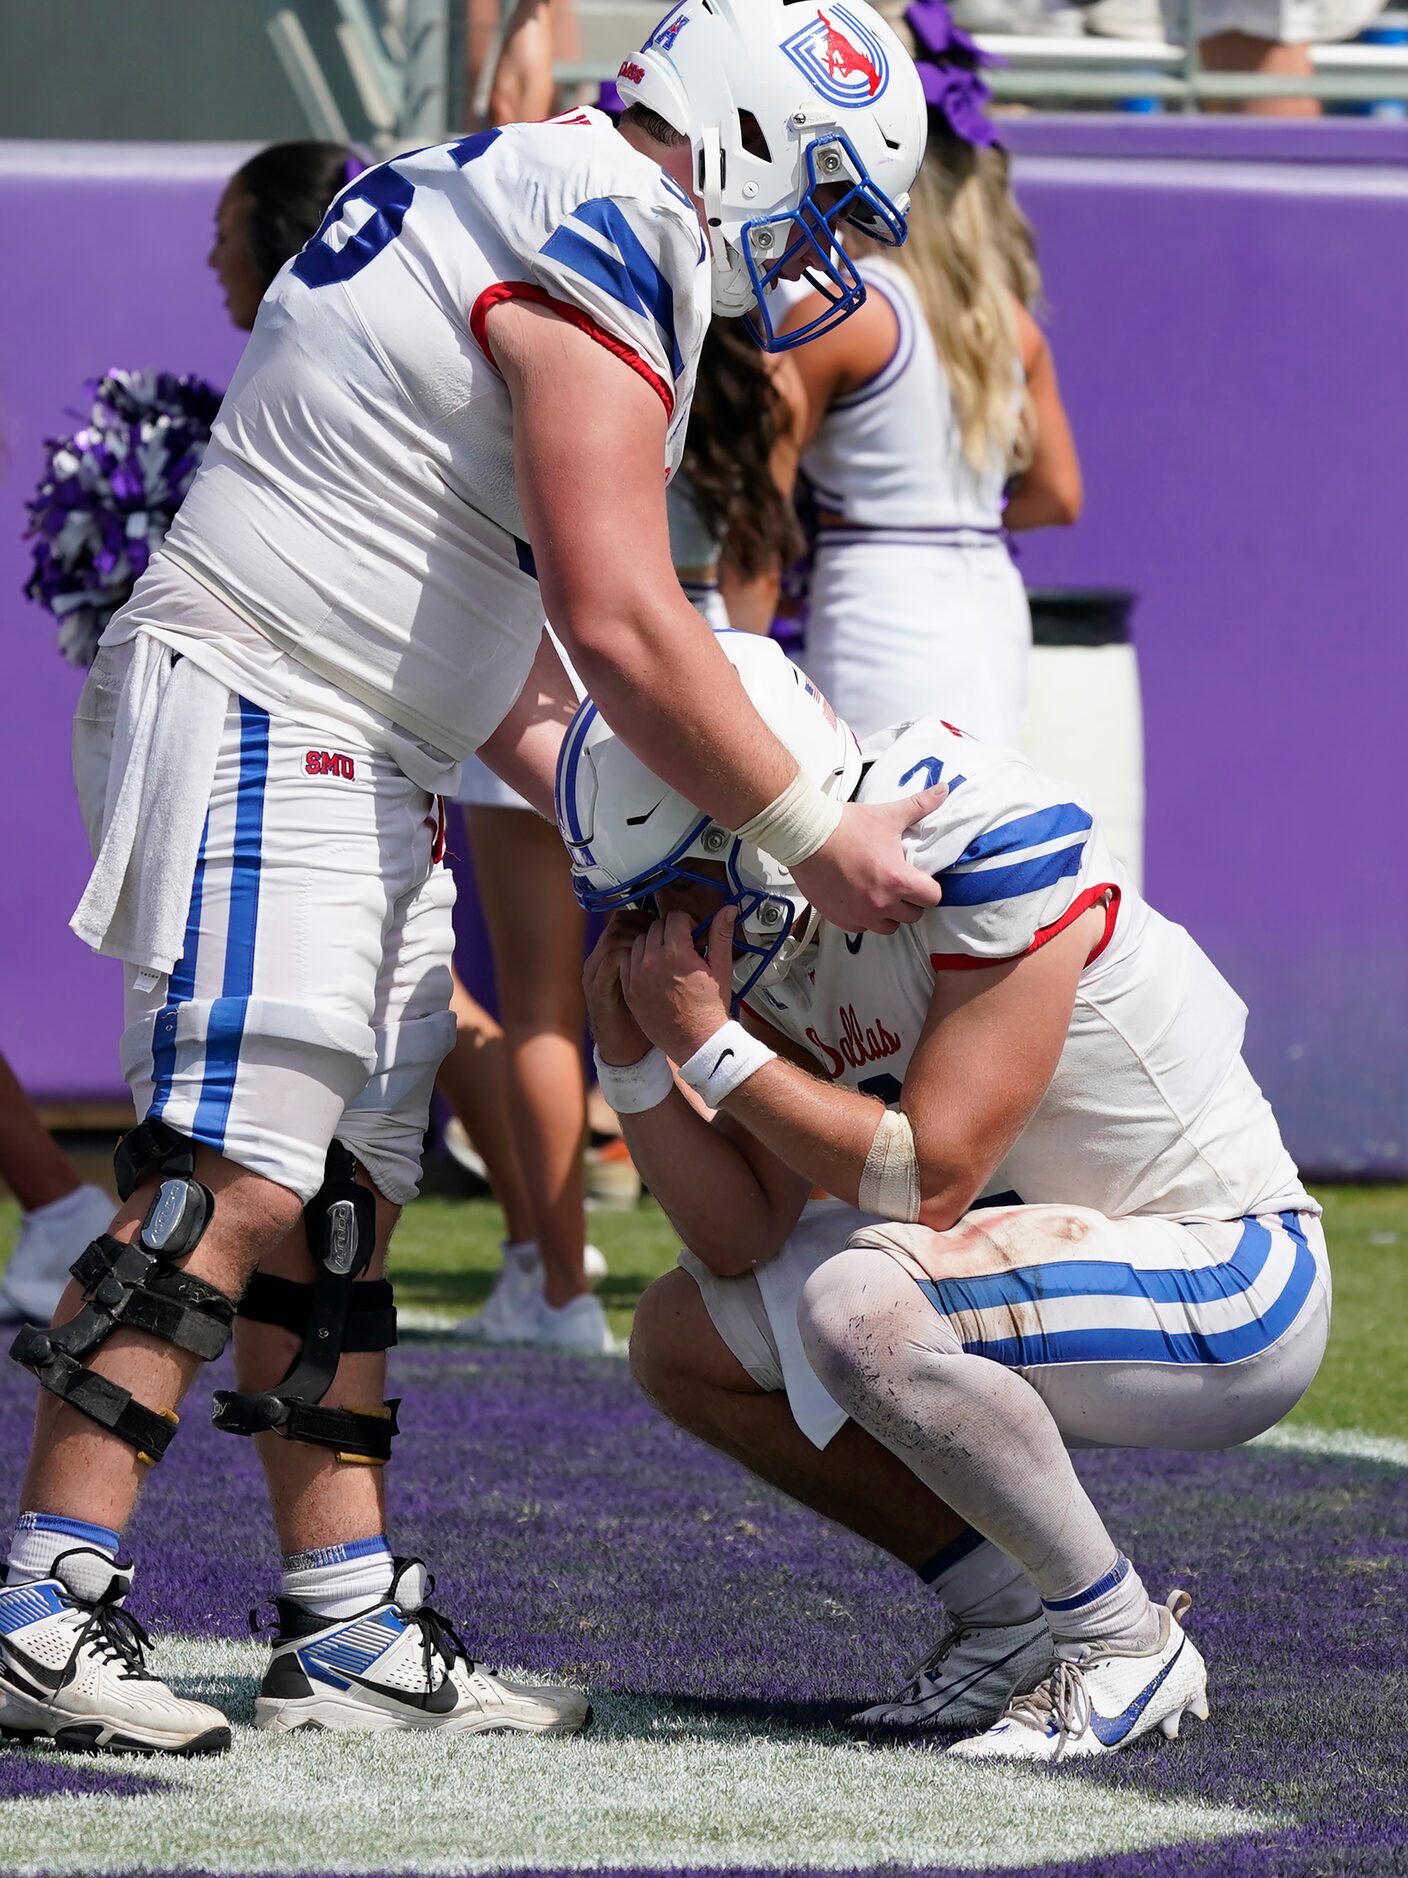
[0,1181,1403,1877]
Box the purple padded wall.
[1,127,1403,1171]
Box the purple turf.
[1,1343,1403,1878]
[0,1754,161,1801]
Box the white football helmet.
[615,0,927,349]
[556,632,862,1005]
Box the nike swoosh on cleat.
[332,1667,462,1714]
[1088,1639,1185,1747]
[0,1639,67,1697]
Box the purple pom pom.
[23,368,223,667]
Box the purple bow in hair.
[904,0,1001,147]
[344,151,368,186]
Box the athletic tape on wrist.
[593,1046,674,1114]
[735,771,843,870]
[857,1107,921,1222]
[677,1020,776,1110]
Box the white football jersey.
[749,718,1310,1223]
[799,257,1014,530]
[156,111,712,760]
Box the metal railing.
[260,0,1408,141]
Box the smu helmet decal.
[642,2,691,53]
[781,6,890,109]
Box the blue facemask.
[570,815,797,1011]
[742,133,909,353]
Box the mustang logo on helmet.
[782,6,890,108]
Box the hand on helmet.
[583,912,655,1067]
[791,784,948,935]
[621,906,739,1061]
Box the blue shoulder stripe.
[953,801,1092,868]
[939,842,1082,906]
[542,197,682,376]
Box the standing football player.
[0,0,935,1754]
[569,632,1329,1763]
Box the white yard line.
[0,1638,1277,1876]
[1250,1423,1408,1467]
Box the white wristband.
[593,1046,674,1115]
[677,1020,776,1109]
[735,770,842,870]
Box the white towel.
[70,632,227,977]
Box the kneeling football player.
[562,633,1329,1763]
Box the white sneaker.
[452,1244,542,1344]
[532,1292,615,1355]
[0,1549,230,1755]
[584,1242,608,1285]
[441,1117,489,1186]
[252,1559,590,1736]
[949,1591,1209,1763]
[0,1185,115,1325]
[850,1613,1054,1731]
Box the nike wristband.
[678,1021,777,1110]
[593,1046,675,1115]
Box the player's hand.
[622,907,736,1060]
[583,912,653,1066]
[791,787,948,934]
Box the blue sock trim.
[1043,1553,1130,1613]
[917,1527,986,1586]
[15,1512,121,1554]
[282,1535,391,1573]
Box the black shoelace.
[66,1597,156,1685]
[410,1600,476,1693]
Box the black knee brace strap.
[9,1120,228,1465]
[211,1143,399,1465]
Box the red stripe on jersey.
[929,884,1121,973]
[469,281,675,418]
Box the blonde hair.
[882,126,1036,476]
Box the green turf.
[3,1182,1404,1438]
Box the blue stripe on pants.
[918,1212,1318,1368]
[149,814,209,1119]
[192,700,269,1149]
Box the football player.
[1,1,932,1753]
[568,632,1329,1763]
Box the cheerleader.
[782,0,1082,745]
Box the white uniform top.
[798,257,1013,530]
[147,111,711,762]
[749,718,1311,1224]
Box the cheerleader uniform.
[798,255,1031,745]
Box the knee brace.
[9,1119,232,1465]
[211,1142,400,1465]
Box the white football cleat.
[584,1242,608,1285]
[850,1614,1053,1731]
[0,1549,230,1756]
[949,1591,1208,1763]
[252,1558,590,1736]
[0,1185,115,1325]
[452,1244,542,1344]
[532,1292,615,1355]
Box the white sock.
[919,1531,1041,1628]
[800,1249,1159,1654]
[504,1240,540,1270]
[7,1511,121,1585]
[20,1185,92,1226]
[281,1536,395,1620]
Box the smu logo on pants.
[306,750,357,780]
[782,7,889,107]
